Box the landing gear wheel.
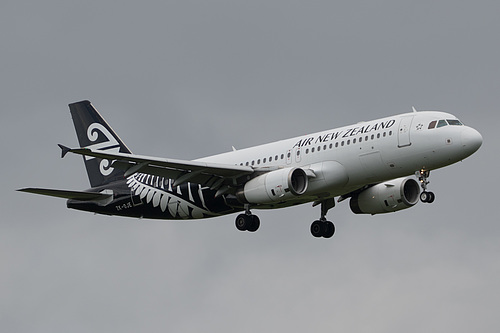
[417,170,436,203]
[247,215,260,232]
[427,191,435,203]
[420,191,435,203]
[310,220,335,238]
[311,220,325,238]
[235,213,260,232]
[235,214,250,231]
[310,199,337,239]
[323,221,335,238]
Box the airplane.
[18,100,483,238]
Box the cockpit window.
[446,119,463,126]
[437,120,448,128]
[429,119,463,129]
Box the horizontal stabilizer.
[17,188,112,201]
[58,144,72,158]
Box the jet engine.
[349,177,420,214]
[238,168,308,204]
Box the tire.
[427,192,435,203]
[323,221,335,238]
[420,191,429,203]
[235,214,249,231]
[311,220,325,238]
[247,215,260,232]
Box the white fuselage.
[196,111,482,205]
[20,101,483,235]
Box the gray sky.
[1,1,499,332]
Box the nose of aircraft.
[461,126,483,156]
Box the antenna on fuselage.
[412,106,418,113]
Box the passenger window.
[437,120,447,128]
[428,120,437,129]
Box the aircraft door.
[398,116,414,147]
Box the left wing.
[59,145,254,189]
[17,188,112,202]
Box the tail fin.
[69,100,132,188]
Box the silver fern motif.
[126,173,216,219]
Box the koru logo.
[85,123,120,176]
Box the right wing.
[59,145,255,189]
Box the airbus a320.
[19,101,482,238]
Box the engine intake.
[350,177,420,214]
[238,168,308,204]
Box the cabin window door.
[398,116,414,147]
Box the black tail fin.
[69,100,132,188]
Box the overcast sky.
[1,1,499,332]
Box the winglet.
[58,144,72,158]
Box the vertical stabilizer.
[69,100,131,187]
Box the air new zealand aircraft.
[19,101,482,238]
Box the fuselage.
[67,111,482,219]
[198,111,481,194]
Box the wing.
[17,188,112,201]
[58,145,254,190]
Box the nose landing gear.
[417,170,435,203]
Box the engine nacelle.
[238,168,308,204]
[350,177,420,215]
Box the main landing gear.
[235,204,260,232]
[417,170,435,203]
[234,201,337,239]
[310,198,335,238]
